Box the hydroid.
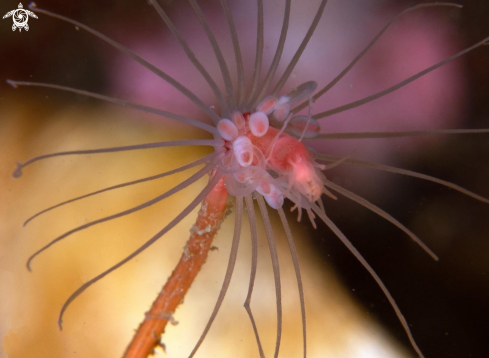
[4,1,489,357]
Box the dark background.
[307,1,489,357]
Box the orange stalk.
[123,175,228,358]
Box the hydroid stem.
[123,176,228,358]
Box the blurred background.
[1,0,488,357]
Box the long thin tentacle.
[149,0,230,119]
[246,0,264,110]
[292,3,463,114]
[313,208,426,358]
[244,195,266,358]
[219,0,246,110]
[57,173,223,330]
[23,152,221,226]
[28,4,222,123]
[26,159,219,271]
[317,154,489,204]
[6,80,218,135]
[312,34,489,120]
[277,208,307,358]
[189,196,243,357]
[188,0,237,110]
[271,0,329,95]
[311,128,489,140]
[256,194,282,358]
[321,151,356,171]
[251,0,291,108]
[13,137,219,178]
[323,179,438,261]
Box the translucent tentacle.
[278,208,307,358]
[188,0,237,110]
[57,173,223,330]
[244,195,266,358]
[311,128,489,140]
[251,0,291,108]
[313,208,426,358]
[219,0,246,110]
[323,179,439,261]
[23,152,221,226]
[246,0,264,110]
[189,196,243,357]
[28,4,222,123]
[292,3,464,114]
[26,159,219,271]
[312,35,489,120]
[13,138,219,178]
[149,0,230,119]
[317,154,489,204]
[6,80,218,135]
[256,194,282,358]
[271,0,329,95]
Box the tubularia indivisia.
[4,0,489,357]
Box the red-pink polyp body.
[218,103,325,209]
[249,127,310,172]
[248,126,324,203]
